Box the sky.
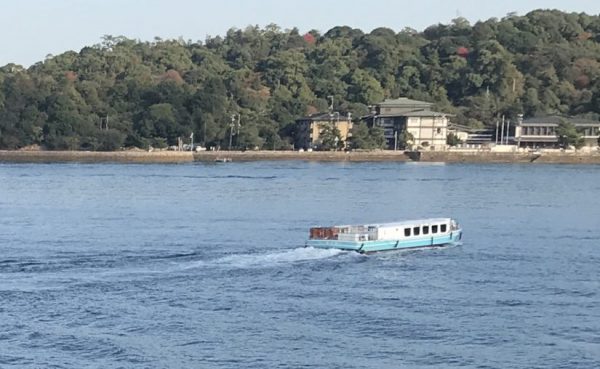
[1,0,599,67]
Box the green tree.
[369,125,387,149]
[2,12,600,151]
[556,120,584,149]
[318,124,343,151]
[447,132,463,146]
[398,130,415,150]
[349,122,372,149]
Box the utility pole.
[495,118,499,145]
[394,130,398,151]
[229,115,235,151]
[432,116,436,148]
[190,132,194,151]
[500,115,505,145]
[506,119,511,145]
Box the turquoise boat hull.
[306,229,462,254]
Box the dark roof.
[377,97,433,107]
[296,112,351,122]
[361,110,451,119]
[522,116,600,126]
[402,110,450,117]
[449,123,491,133]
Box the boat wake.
[181,247,345,270]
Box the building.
[514,116,600,148]
[448,124,494,146]
[295,112,353,150]
[362,98,450,150]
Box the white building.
[362,98,450,150]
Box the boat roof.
[337,218,452,228]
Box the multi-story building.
[514,116,600,148]
[295,112,353,150]
[362,98,450,150]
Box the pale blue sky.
[1,0,599,67]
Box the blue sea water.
[0,161,599,368]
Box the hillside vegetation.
[1,9,599,150]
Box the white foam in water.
[183,247,344,269]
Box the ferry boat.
[306,218,462,253]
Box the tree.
[350,122,387,150]
[318,123,343,151]
[236,123,264,150]
[1,12,600,151]
[398,130,415,150]
[369,126,387,149]
[556,120,584,149]
[447,132,463,146]
[346,69,384,105]
[349,122,371,149]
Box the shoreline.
[0,150,194,164]
[1,150,600,164]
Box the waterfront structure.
[514,116,600,148]
[295,112,353,150]
[362,98,450,150]
[448,123,494,146]
[306,218,462,254]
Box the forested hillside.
[1,9,599,150]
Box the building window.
[436,128,442,134]
[432,225,438,234]
[423,226,429,235]
[413,227,420,236]
[404,228,411,237]
[441,224,447,233]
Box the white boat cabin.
[321,218,458,242]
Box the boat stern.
[450,228,463,244]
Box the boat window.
[404,228,411,237]
[413,227,420,236]
[432,225,438,233]
[441,224,447,233]
[423,226,429,235]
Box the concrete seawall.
[414,151,600,164]
[1,150,599,164]
[194,151,411,162]
[196,150,600,164]
[0,150,194,163]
